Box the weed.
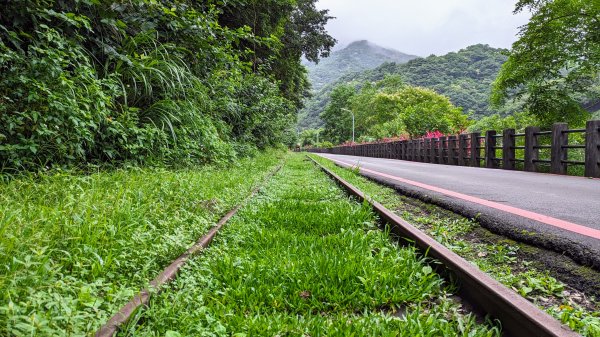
[310,154,600,337]
[122,154,499,336]
[0,151,284,335]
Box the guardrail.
[307,120,600,178]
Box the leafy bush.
[0,0,334,171]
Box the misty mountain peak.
[305,40,418,91]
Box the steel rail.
[95,164,282,337]
[307,155,578,337]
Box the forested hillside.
[300,44,509,129]
[304,40,418,91]
[298,40,418,129]
[0,0,334,171]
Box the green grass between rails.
[0,150,284,336]
[121,154,499,336]
[309,154,600,337]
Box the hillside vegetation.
[300,44,509,129]
[0,0,334,172]
[304,40,418,91]
[298,40,418,129]
[319,75,469,144]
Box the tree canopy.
[319,76,469,143]
[492,0,600,126]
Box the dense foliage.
[300,44,510,129]
[0,0,334,171]
[492,0,600,127]
[320,76,469,143]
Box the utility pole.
[341,108,355,143]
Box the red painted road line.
[323,156,600,241]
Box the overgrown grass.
[0,150,284,336]
[310,154,600,337]
[122,154,499,336]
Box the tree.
[368,87,469,138]
[320,76,470,142]
[492,0,600,126]
[215,0,336,108]
[320,83,356,143]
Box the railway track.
[95,165,283,337]
[307,156,579,337]
[95,155,579,336]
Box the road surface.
[316,153,600,267]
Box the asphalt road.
[317,153,600,267]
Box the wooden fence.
[308,120,600,178]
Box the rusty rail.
[307,155,578,337]
[95,165,282,337]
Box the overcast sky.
[317,0,531,56]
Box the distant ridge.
[304,40,419,91]
[298,44,511,130]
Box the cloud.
[317,0,530,56]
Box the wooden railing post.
[470,132,480,167]
[412,140,417,161]
[503,129,516,170]
[448,136,457,165]
[585,120,600,178]
[430,138,436,163]
[426,139,432,163]
[525,126,540,172]
[458,134,467,166]
[398,141,403,160]
[414,140,420,162]
[438,137,446,164]
[485,130,498,168]
[551,123,568,175]
[431,138,440,164]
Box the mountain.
[303,40,419,92]
[299,44,510,130]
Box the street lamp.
[341,108,355,143]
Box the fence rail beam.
[307,120,600,179]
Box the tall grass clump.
[0,151,284,335]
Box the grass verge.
[120,153,500,336]
[310,154,600,337]
[0,150,284,336]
